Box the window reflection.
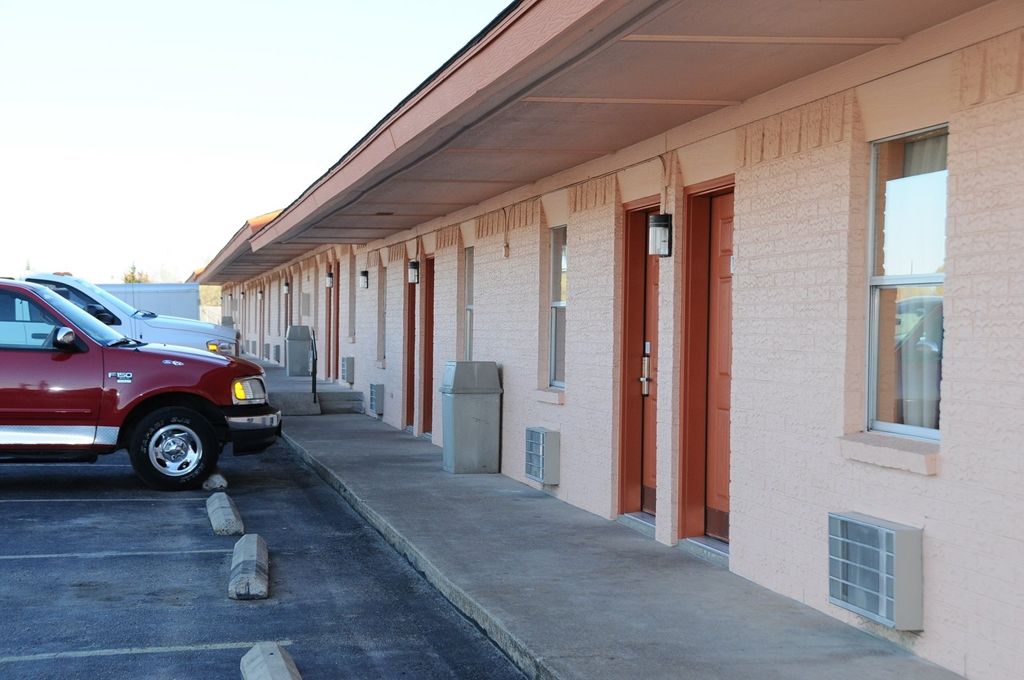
[874,287,943,430]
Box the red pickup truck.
[0,280,281,489]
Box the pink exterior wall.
[928,34,1024,679]
[353,255,388,419]
[215,25,1024,679]
[425,240,461,444]
[383,247,408,429]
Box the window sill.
[375,360,386,370]
[534,389,565,405]
[839,432,939,476]
[345,335,356,344]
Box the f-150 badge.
[107,371,133,384]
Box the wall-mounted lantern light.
[647,213,673,257]
[257,289,264,302]
[407,260,420,284]
[240,291,246,300]
[358,270,369,289]
[282,280,289,295]
[325,271,334,289]
[227,293,232,302]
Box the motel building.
[196,2,1024,678]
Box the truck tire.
[128,407,220,490]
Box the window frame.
[548,225,567,389]
[866,124,948,441]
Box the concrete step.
[270,392,322,416]
[317,391,364,415]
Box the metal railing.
[310,328,318,404]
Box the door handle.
[640,355,651,397]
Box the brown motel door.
[621,205,660,516]
[705,192,733,541]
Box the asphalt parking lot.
[0,442,524,680]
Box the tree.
[123,264,151,283]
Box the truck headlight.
[207,339,234,353]
[232,377,267,404]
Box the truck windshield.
[33,286,124,346]
[63,277,140,318]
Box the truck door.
[0,290,104,447]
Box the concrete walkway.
[275,410,962,680]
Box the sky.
[882,171,947,276]
[0,0,511,283]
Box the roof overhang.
[197,210,310,285]
[244,0,994,257]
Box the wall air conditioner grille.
[341,357,355,385]
[828,512,922,630]
[369,384,384,416]
[525,427,559,485]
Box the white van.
[22,273,237,354]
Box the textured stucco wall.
[426,240,461,445]
[353,255,388,419]
[926,32,1024,680]
[727,34,1024,677]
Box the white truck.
[22,273,237,354]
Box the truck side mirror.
[53,327,77,350]
[85,303,117,325]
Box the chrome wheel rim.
[147,424,202,477]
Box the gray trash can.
[440,361,503,473]
[285,325,313,377]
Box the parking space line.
[6,463,132,467]
[0,640,294,664]
[0,548,231,561]
[0,498,206,503]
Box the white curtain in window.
[903,134,947,176]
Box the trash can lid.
[285,325,314,341]
[439,361,503,394]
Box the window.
[868,127,947,439]
[464,247,474,361]
[549,226,567,388]
[26,279,120,325]
[0,291,60,350]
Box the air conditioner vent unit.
[369,384,385,416]
[341,357,355,385]
[525,427,559,485]
[828,512,922,630]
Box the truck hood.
[122,342,263,373]
[141,314,235,341]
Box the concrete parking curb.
[283,433,557,680]
[207,492,244,535]
[203,471,229,490]
[240,642,301,680]
[229,534,269,600]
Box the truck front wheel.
[128,407,220,490]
